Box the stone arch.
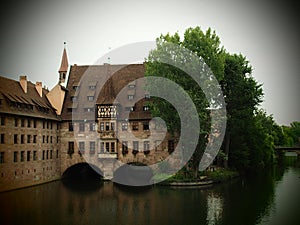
[61,162,104,180]
[113,162,153,186]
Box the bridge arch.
[62,162,104,180]
[113,162,153,186]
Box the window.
[79,122,85,132]
[42,150,45,160]
[111,122,115,131]
[33,151,37,161]
[43,135,45,143]
[50,122,53,130]
[0,152,4,164]
[121,122,128,131]
[0,134,4,144]
[21,151,25,162]
[90,122,95,131]
[21,135,24,144]
[145,94,150,99]
[89,85,96,90]
[144,141,150,154]
[128,95,134,100]
[0,116,5,126]
[27,151,30,161]
[87,96,94,101]
[105,142,109,152]
[68,142,74,155]
[143,122,149,130]
[105,122,110,131]
[27,119,31,127]
[71,96,78,101]
[56,150,59,158]
[128,84,135,88]
[168,140,175,153]
[79,142,85,152]
[100,122,104,131]
[33,135,37,143]
[27,135,31,143]
[73,85,79,91]
[50,150,53,159]
[43,121,45,129]
[90,142,95,154]
[122,141,128,154]
[21,118,25,127]
[46,150,49,159]
[100,142,105,153]
[133,141,139,151]
[14,134,18,144]
[111,142,115,152]
[47,122,49,129]
[68,122,74,131]
[50,136,52,143]
[84,108,94,112]
[13,151,18,162]
[14,118,18,127]
[143,106,149,111]
[33,120,37,128]
[132,122,139,131]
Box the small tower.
[58,42,69,84]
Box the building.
[0,46,176,191]
[0,75,61,191]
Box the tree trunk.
[224,131,230,168]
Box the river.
[0,155,299,225]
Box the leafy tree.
[145,27,225,177]
[220,53,264,170]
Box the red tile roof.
[0,75,59,120]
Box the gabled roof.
[61,63,151,121]
[0,76,59,120]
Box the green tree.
[220,53,264,170]
[145,27,225,177]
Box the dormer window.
[128,95,134,100]
[145,94,150,99]
[87,96,94,101]
[71,96,77,101]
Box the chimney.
[35,81,43,97]
[19,76,27,93]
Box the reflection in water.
[207,193,223,225]
[0,156,299,225]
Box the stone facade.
[0,48,177,192]
[0,76,61,192]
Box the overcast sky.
[0,0,299,125]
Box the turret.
[58,42,69,84]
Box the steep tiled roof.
[61,63,151,121]
[0,76,59,120]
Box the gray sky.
[0,0,299,125]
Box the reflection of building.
[0,46,177,191]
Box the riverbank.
[155,168,239,187]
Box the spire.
[58,42,69,84]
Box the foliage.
[145,26,225,177]
[281,122,300,146]
[146,26,289,176]
[204,169,239,182]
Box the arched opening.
[62,163,103,192]
[113,162,153,187]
